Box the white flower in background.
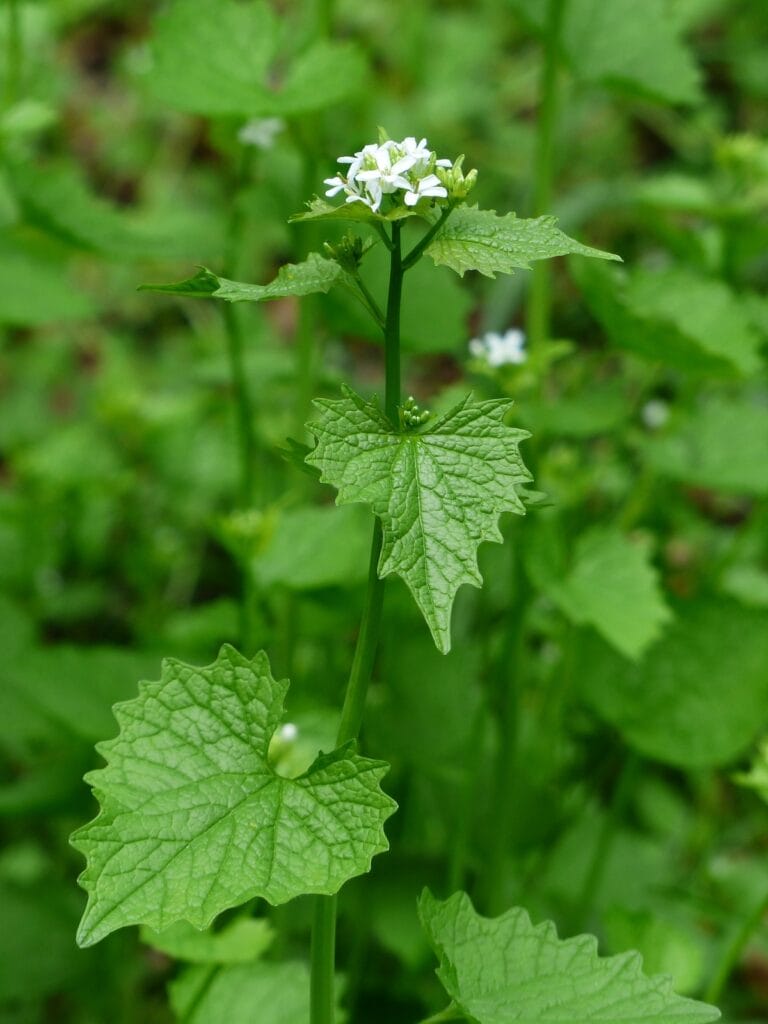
[324,135,453,213]
[469,328,527,367]
[641,399,670,429]
[238,116,285,149]
[278,722,298,742]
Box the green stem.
[310,222,403,1024]
[525,0,566,352]
[384,221,403,421]
[315,0,334,37]
[310,896,337,1024]
[336,521,386,745]
[485,543,528,914]
[348,270,385,329]
[575,753,640,929]
[222,149,260,650]
[5,0,21,108]
[705,884,768,1004]
[402,203,456,271]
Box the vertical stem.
[222,149,260,649]
[525,0,566,353]
[310,224,403,1024]
[310,896,337,1024]
[484,543,528,914]
[705,884,768,1004]
[384,221,403,422]
[575,753,640,929]
[5,0,21,108]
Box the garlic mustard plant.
[71,121,721,1024]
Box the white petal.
[403,191,419,206]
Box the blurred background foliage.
[1,0,768,1021]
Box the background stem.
[310,223,404,1024]
[484,541,528,914]
[525,0,566,353]
[5,0,21,108]
[222,148,260,649]
[705,884,768,1004]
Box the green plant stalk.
[5,0,21,108]
[484,542,528,915]
[222,148,261,649]
[575,752,640,929]
[705,883,768,1004]
[310,222,404,1024]
[525,0,566,352]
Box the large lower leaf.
[419,890,719,1024]
[424,206,620,278]
[306,387,532,653]
[577,600,768,768]
[72,647,396,947]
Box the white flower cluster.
[324,136,452,213]
[469,328,527,367]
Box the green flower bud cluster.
[400,395,431,430]
[435,155,478,200]
[323,233,370,273]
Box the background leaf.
[577,600,768,768]
[547,527,671,660]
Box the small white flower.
[469,328,527,367]
[641,399,670,429]
[238,117,285,149]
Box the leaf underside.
[419,890,721,1024]
[306,387,532,653]
[72,646,396,947]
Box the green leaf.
[735,738,768,801]
[142,917,273,965]
[424,206,621,278]
[140,254,343,303]
[144,0,365,116]
[576,263,764,376]
[252,504,372,590]
[72,646,396,947]
[577,600,768,768]
[7,161,176,259]
[0,238,93,325]
[169,960,334,1024]
[418,890,720,1024]
[548,528,671,660]
[290,196,418,225]
[645,397,768,497]
[562,0,703,104]
[306,387,532,653]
